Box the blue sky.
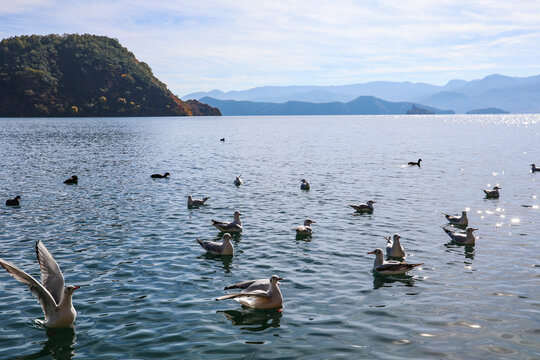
[1,0,539,95]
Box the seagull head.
[304,219,315,226]
[367,248,383,256]
[466,228,478,233]
[234,210,242,216]
[393,233,400,240]
[462,210,467,215]
[65,285,80,295]
[222,233,232,241]
[367,200,376,204]
[188,195,192,199]
[301,179,307,183]
[270,275,283,284]
[493,186,500,190]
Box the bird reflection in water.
[218,308,282,331]
[199,253,234,273]
[372,273,415,290]
[20,327,76,360]
[445,243,475,261]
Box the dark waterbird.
[63,175,78,184]
[6,195,21,206]
[151,172,170,178]
[300,179,310,190]
[220,138,225,142]
[531,164,540,172]
[408,158,422,166]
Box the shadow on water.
[295,233,312,242]
[372,272,415,290]
[16,328,76,360]
[213,232,242,243]
[218,308,282,331]
[445,242,475,260]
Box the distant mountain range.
[199,96,454,116]
[184,74,540,114]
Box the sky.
[1,0,540,96]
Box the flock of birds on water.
[1,157,539,329]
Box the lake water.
[0,115,539,359]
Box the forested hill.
[0,34,220,117]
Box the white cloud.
[1,0,539,93]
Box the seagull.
[408,158,422,166]
[444,210,468,226]
[63,175,78,184]
[385,233,405,258]
[234,176,243,186]
[216,275,283,309]
[483,186,500,198]
[0,240,79,328]
[212,211,243,233]
[151,172,170,178]
[531,164,540,173]
[6,195,21,206]
[300,179,310,190]
[443,227,477,245]
[197,233,234,255]
[188,195,210,208]
[295,219,315,235]
[349,200,376,213]
[367,248,422,275]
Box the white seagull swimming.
[234,176,243,186]
[212,211,243,233]
[295,219,316,235]
[188,195,210,208]
[197,233,234,255]
[443,227,478,245]
[349,200,376,213]
[367,248,422,275]
[483,186,500,198]
[385,233,405,258]
[0,240,79,328]
[216,275,283,309]
[444,210,468,226]
[300,179,310,190]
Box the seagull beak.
[74,286,80,290]
[277,277,283,281]
[311,221,316,223]
[367,251,374,254]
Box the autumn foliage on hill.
[0,34,221,117]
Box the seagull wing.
[216,290,270,301]
[35,240,65,305]
[0,259,58,318]
[197,240,223,254]
[224,279,258,290]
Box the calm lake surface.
[0,115,539,359]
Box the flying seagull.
[0,240,80,328]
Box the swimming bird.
[531,164,540,173]
[63,175,78,184]
[216,275,283,309]
[5,195,21,206]
[385,233,405,258]
[0,240,79,328]
[444,211,468,226]
[188,195,210,208]
[295,219,316,235]
[349,200,376,213]
[197,233,234,255]
[234,176,243,186]
[408,159,422,166]
[443,227,477,245]
[483,186,500,198]
[367,248,422,275]
[300,179,310,190]
[212,210,243,233]
[151,172,170,178]
[220,138,225,142]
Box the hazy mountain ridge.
[185,74,540,113]
[200,96,454,116]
